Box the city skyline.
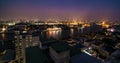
[0,0,120,63]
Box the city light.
[101,21,110,28]
[83,23,90,27]
[110,28,115,32]
[47,27,61,31]
[0,0,120,63]
[2,27,6,32]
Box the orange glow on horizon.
[101,21,110,28]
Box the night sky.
[0,0,120,19]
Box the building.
[25,46,53,63]
[105,49,120,63]
[82,23,102,35]
[49,42,70,63]
[83,40,93,47]
[0,49,15,63]
[9,31,26,63]
[39,39,57,49]
[71,52,102,63]
[22,34,40,47]
[9,31,40,63]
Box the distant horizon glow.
[0,0,120,22]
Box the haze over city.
[0,0,120,63]
[0,0,120,22]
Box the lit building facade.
[9,31,40,63]
[9,31,26,63]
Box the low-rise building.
[49,42,70,63]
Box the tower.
[14,31,26,63]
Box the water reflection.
[46,28,61,39]
[1,33,5,40]
[0,33,6,40]
[70,28,74,38]
[41,27,62,40]
[0,33,14,40]
[40,27,81,40]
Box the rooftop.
[26,46,52,63]
[51,41,70,53]
[71,52,102,63]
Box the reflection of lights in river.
[2,33,5,40]
[47,27,61,39]
[70,29,74,37]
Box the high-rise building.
[9,31,40,63]
[22,34,40,47]
[9,31,26,63]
